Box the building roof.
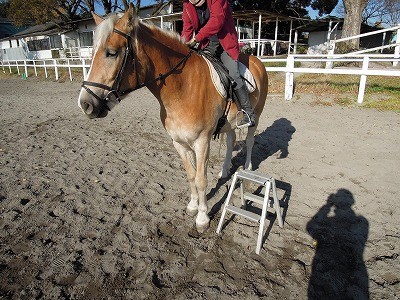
[0,17,26,39]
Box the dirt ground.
[0,77,399,299]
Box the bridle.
[81,28,193,111]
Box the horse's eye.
[106,49,117,57]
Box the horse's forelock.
[93,15,120,51]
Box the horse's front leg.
[194,138,211,233]
[172,141,198,216]
[219,130,236,178]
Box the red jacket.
[181,0,240,60]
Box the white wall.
[308,30,342,47]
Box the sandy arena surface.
[0,77,399,299]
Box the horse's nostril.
[82,101,93,115]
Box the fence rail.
[327,24,400,67]
[2,54,400,104]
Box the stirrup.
[236,110,254,129]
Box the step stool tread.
[226,205,261,222]
[243,192,265,205]
[237,170,272,185]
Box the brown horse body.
[78,6,268,232]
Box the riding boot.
[234,85,256,128]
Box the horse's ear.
[117,2,138,31]
[92,12,104,26]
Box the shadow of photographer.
[307,189,369,299]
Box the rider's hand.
[186,37,199,49]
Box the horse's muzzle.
[79,95,109,119]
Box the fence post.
[33,60,37,76]
[8,61,11,73]
[326,41,335,69]
[16,61,20,75]
[82,58,87,80]
[358,56,369,104]
[24,60,28,78]
[68,59,72,81]
[394,26,400,67]
[285,55,295,101]
[54,59,58,80]
[44,60,48,78]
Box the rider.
[181,0,256,128]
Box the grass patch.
[264,61,301,68]
[267,73,400,111]
[292,74,400,111]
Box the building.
[0,1,298,61]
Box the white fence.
[263,54,400,103]
[1,54,400,104]
[0,58,91,81]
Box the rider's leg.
[220,51,255,128]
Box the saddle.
[199,51,257,102]
[198,51,257,139]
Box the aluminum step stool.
[216,169,284,254]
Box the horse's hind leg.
[244,125,257,170]
[219,130,236,178]
[172,141,198,216]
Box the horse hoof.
[186,207,198,217]
[196,222,209,233]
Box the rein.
[82,28,193,111]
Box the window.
[27,39,50,51]
[65,37,77,48]
[49,35,62,49]
[79,31,93,47]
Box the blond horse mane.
[93,14,187,54]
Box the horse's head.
[78,4,139,118]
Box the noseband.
[81,28,194,111]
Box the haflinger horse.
[78,4,268,233]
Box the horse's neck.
[136,24,190,98]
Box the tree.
[383,0,400,26]
[341,0,369,49]
[231,0,339,18]
[8,0,89,25]
[0,0,10,18]
[367,0,400,26]
[5,0,140,26]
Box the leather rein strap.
[81,28,193,111]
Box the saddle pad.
[203,57,257,99]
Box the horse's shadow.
[208,118,295,237]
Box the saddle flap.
[203,56,257,99]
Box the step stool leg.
[239,179,245,206]
[256,181,271,255]
[271,178,284,228]
[216,172,239,234]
